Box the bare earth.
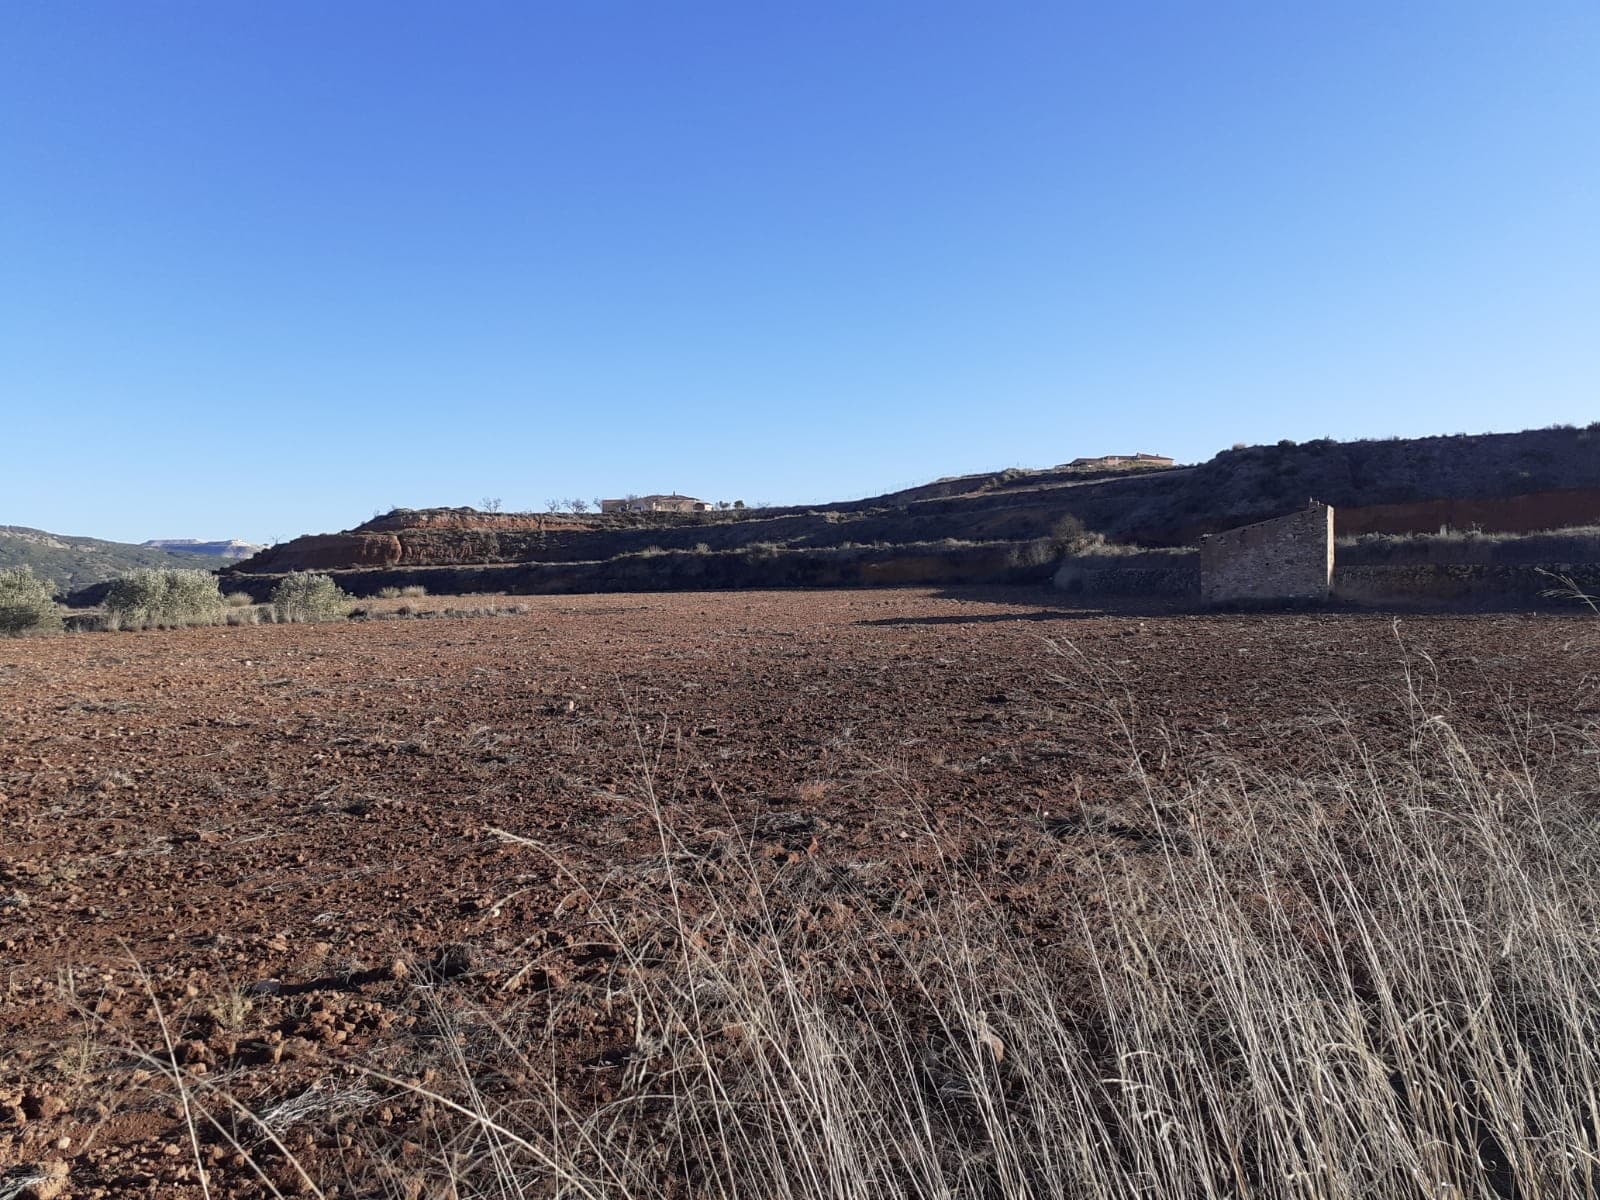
[2,586,1596,1196]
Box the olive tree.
[0,567,60,636]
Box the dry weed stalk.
[365,664,1600,1200]
[94,656,1600,1199]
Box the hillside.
[221,424,1600,599]
[0,526,222,594]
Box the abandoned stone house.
[1200,501,1335,603]
[599,494,711,514]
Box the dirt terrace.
[2,587,1597,1196]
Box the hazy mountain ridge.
[0,526,224,594]
[142,538,264,558]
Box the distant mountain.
[0,526,223,595]
[142,538,265,559]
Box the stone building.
[599,494,711,514]
[1064,452,1175,469]
[1200,501,1335,604]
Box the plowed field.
[3,587,1596,1197]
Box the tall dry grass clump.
[357,675,1600,1200]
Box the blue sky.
[2,2,1596,543]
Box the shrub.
[1012,538,1059,568]
[105,569,224,627]
[400,584,427,597]
[223,591,254,607]
[377,587,402,599]
[1048,513,1101,555]
[0,567,61,636]
[270,572,349,623]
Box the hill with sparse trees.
[0,526,223,595]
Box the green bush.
[271,573,350,623]
[105,568,224,627]
[0,567,61,636]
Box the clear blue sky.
[3,2,1596,543]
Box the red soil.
[2,587,1595,1195]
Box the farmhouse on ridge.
[600,494,712,514]
[1065,452,1175,469]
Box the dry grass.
[1342,525,1600,566]
[58,592,530,634]
[110,651,1600,1198]
[72,603,276,631]
[314,659,1599,1198]
[1540,570,1600,614]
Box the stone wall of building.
[1200,502,1334,604]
